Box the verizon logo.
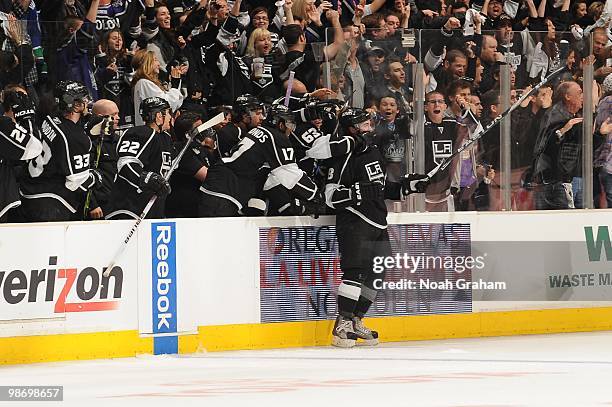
[0,256,123,313]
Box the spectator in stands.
[593,28,612,83]
[432,49,468,95]
[56,0,100,100]
[142,0,180,75]
[372,59,412,114]
[361,46,386,105]
[279,14,344,93]
[423,90,459,212]
[343,25,367,108]
[95,29,135,128]
[374,94,411,200]
[469,94,483,119]
[532,81,584,210]
[131,50,186,126]
[571,1,589,27]
[0,15,34,90]
[479,35,505,93]
[444,79,472,119]
[243,27,282,102]
[480,89,502,171]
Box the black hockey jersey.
[241,55,281,103]
[106,126,174,219]
[290,122,354,174]
[215,122,244,158]
[94,53,135,128]
[20,116,97,214]
[0,117,42,218]
[166,141,211,218]
[424,118,461,198]
[325,144,388,230]
[201,124,318,211]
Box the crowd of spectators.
[0,0,610,222]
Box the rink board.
[0,210,611,364]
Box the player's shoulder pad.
[124,125,155,140]
[248,125,276,142]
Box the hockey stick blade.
[103,113,225,278]
[193,112,225,135]
[427,66,567,180]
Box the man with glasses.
[424,91,461,211]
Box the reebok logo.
[151,222,178,355]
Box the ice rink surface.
[4,331,612,407]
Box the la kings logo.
[160,152,172,177]
[253,64,274,88]
[432,140,452,165]
[365,161,384,182]
[505,52,521,70]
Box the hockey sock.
[354,285,377,318]
[337,280,361,318]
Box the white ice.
[3,331,612,407]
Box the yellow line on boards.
[0,330,153,365]
[4,307,612,365]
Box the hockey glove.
[86,115,114,137]
[140,171,172,197]
[303,190,327,218]
[88,169,104,190]
[351,181,384,205]
[10,92,36,124]
[401,174,430,195]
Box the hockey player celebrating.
[264,98,353,216]
[199,103,321,217]
[20,81,103,222]
[325,108,429,348]
[105,97,173,220]
[215,94,265,158]
[0,86,42,222]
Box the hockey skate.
[353,317,379,346]
[331,316,358,348]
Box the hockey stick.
[103,112,225,277]
[426,66,567,180]
[83,119,110,219]
[284,71,295,107]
